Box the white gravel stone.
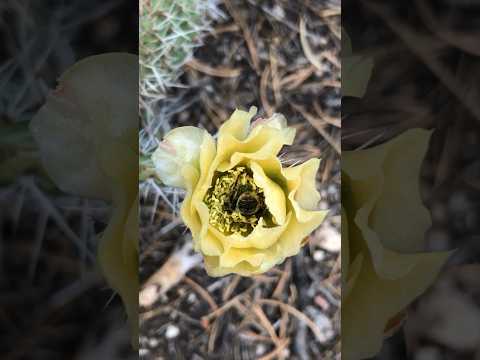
[148,338,159,347]
[318,225,341,253]
[313,250,326,262]
[256,344,267,356]
[165,324,180,339]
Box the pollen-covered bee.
[236,191,262,216]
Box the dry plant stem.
[279,308,289,339]
[272,259,291,299]
[281,65,316,90]
[269,46,282,106]
[240,330,273,342]
[213,23,240,35]
[299,18,324,73]
[207,318,220,353]
[224,0,260,72]
[250,303,282,346]
[183,276,219,311]
[186,58,242,78]
[258,338,290,360]
[258,299,326,344]
[317,8,341,18]
[291,103,341,154]
[321,155,334,183]
[202,295,243,322]
[260,66,274,117]
[139,240,201,308]
[222,275,242,301]
[314,101,341,128]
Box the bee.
[236,191,262,216]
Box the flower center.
[204,166,267,236]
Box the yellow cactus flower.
[30,54,139,346]
[342,128,452,359]
[153,108,328,276]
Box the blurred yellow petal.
[342,28,374,98]
[30,90,112,200]
[31,54,139,349]
[97,189,138,348]
[342,249,451,360]
[58,54,138,141]
[370,129,432,253]
[342,128,454,359]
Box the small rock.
[318,225,341,253]
[165,324,180,339]
[319,200,330,210]
[148,338,159,347]
[187,293,197,304]
[256,344,267,356]
[281,348,290,358]
[313,250,326,262]
[307,306,335,343]
[314,295,330,311]
[139,348,149,356]
[271,4,285,19]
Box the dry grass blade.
[299,18,324,73]
[260,66,274,117]
[222,275,241,301]
[280,65,316,90]
[240,330,274,342]
[186,58,242,78]
[183,276,219,311]
[317,8,341,18]
[314,101,341,128]
[251,303,281,346]
[224,0,260,72]
[207,318,220,353]
[202,295,243,321]
[258,338,290,360]
[291,103,341,154]
[272,259,291,299]
[269,46,282,105]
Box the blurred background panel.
[0,1,137,359]
[343,0,480,359]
